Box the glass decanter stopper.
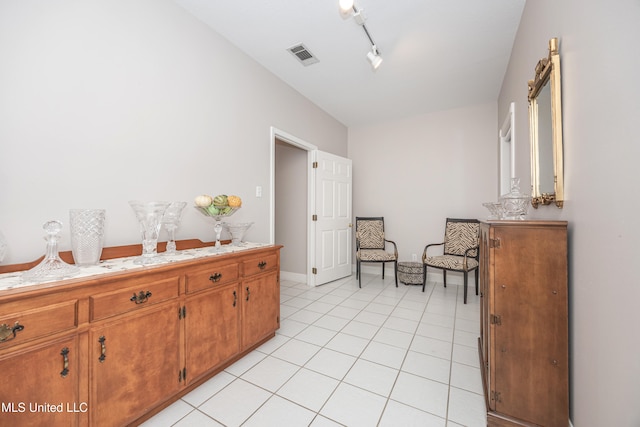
[22,220,80,283]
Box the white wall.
[348,102,498,281]
[499,0,640,425]
[0,0,347,264]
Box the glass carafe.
[22,221,80,283]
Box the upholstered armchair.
[355,217,398,288]
[422,218,480,303]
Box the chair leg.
[463,272,468,304]
[357,260,361,288]
[382,263,385,279]
[394,261,398,287]
[443,270,447,288]
[422,265,426,292]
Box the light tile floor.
[141,273,486,427]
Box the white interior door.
[314,151,352,285]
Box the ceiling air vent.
[287,43,319,66]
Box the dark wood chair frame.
[355,216,398,289]
[422,218,480,303]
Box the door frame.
[269,126,317,287]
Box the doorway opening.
[270,127,317,286]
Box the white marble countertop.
[0,242,270,291]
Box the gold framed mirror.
[528,37,564,208]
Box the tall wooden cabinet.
[0,243,281,427]
[479,221,568,427]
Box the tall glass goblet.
[0,229,7,263]
[162,202,187,254]
[129,201,171,265]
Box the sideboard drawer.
[0,300,77,348]
[185,262,239,294]
[242,253,278,277]
[90,276,180,321]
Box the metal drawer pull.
[60,347,70,377]
[98,336,106,363]
[209,272,223,283]
[233,290,237,307]
[246,286,250,301]
[258,261,267,270]
[0,321,25,343]
[130,290,152,304]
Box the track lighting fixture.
[339,1,382,70]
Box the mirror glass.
[536,82,554,194]
[528,38,564,208]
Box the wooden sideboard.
[479,220,568,427]
[0,241,281,427]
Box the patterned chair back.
[443,219,480,258]
[356,218,385,250]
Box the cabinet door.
[0,336,80,427]
[241,271,279,350]
[90,302,181,427]
[491,224,568,426]
[185,284,240,383]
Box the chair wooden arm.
[422,242,445,262]
[462,245,479,269]
[385,239,398,258]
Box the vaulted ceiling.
[175,0,526,127]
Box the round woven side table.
[397,261,423,285]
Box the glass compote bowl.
[194,206,239,251]
[129,201,171,265]
[223,222,253,246]
[162,202,187,254]
[22,220,80,283]
[482,202,504,220]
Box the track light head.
[339,0,354,13]
[367,45,382,70]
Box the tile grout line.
[376,278,438,426]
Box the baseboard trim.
[281,267,470,287]
[280,271,307,283]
